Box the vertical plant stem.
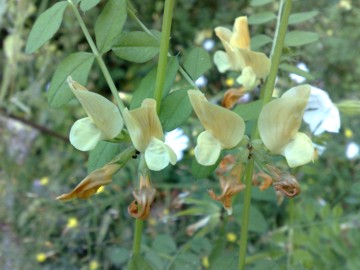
[286,199,295,268]
[68,0,125,113]
[132,218,144,255]
[238,1,293,269]
[154,0,175,111]
[238,158,255,270]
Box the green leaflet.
[128,255,154,270]
[248,12,277,25]
[87,141,120,173]
[279,63,315,81]
[191,155,222,179]
[234,100,263,121]
[251,34,273,50]
[250,0,273,6]
[289,10,319,25]
[159,87,193,132]
[233,204,268,233]
[285,31,319,47]
[112,31,160,63]
[25,1,68,53]
[130,56,179,109]
[48,52,95,108]
[80,0,101,11]
[94,0,127,54]
[183,47,212,81]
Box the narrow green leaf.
[152,234,177,255]
[159,88,193,132]
[80,0,101,11]
[234,100,263,121]
[95,0,127,54]
[285,31,319,47]
[25,1,68,53]
[250,0,273,6]
[251,34,273,50]
[288,10,319,25]
[112,31,160,63]
[48,52,95,107]
[248,12,277,25]
[279,63,315,81]
[183,47,212,81]
[130,56,179,109]
[233,204,268,233]
[87,141,120,173]
[191,155,222,179]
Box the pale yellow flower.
[214,16,270,90]
[258,85,314,167]
[67,77,123,151]
[188,90,245,166]
[123,99,176,171]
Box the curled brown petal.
[221,88,245,109]
[273,174,301,198]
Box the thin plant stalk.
[68,0,126,113]
[237,1,293,269]
[132,218,144,255]
[153,0,175,111]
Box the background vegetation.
[1,0,360,269]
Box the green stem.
[238,1,293,269]
[286,199,295,268]
[132,218,144,255]
[154,0,175,111]
[127,1,199,91]
[68,0,125,113]
[238,159,255,270]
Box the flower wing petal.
[282,132,314,167]
[214,50,232,73]
[195,131,222,166]
[145,137,175,171]
[70,117,105,151]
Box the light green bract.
[67,77,123,151]
[123,99,177,171]
[258,85,314,167]
[188,90,245,166]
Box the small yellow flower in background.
[226,232,237,242]
[225,77,235,87]
[67,76,123,151]
[345,128,353,138]
[66,217,78,229]
[89,260,99,270]
[36,253,46,263]
[96,186,105,194]
[40,177,49,186]
[202,256,210,268]
[123,99,177,171]
[214,16,270,90]
[258,85,314,167]
[188,90,245,166]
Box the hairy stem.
[68,0,125,113]
[154,0,175,111]
[238,1,293,269]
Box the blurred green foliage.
[1,0,360,269]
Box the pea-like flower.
[214,16,271,90]
[258,85,314,167]
[188,90,245,166]
[56,163,120,201]
[67,77,123,151]
[123,99,177,171]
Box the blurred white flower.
[165,128,189,161]
[303,86,341,136]
[195,76,208,88]
[346,142,359,160]
[289,62,309,83]
[203,39,215,51]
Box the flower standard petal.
[282,132,314,167]
[230,16,250,49]
[195,131,222,166]
[188,90,245,149]
[67,77,123,139]
[70,117,105,151]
